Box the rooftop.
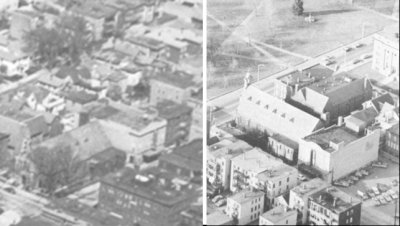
[304,125,363,153]
[389,123,399,135]
[269,133,298,149]
[101,167,197,207]
[208,139,252,160]
[231,148,284,174]
[107,107,166,134]
[62,90,98,105]
[346,107,378,126]
[307,72,358,94]
[125,35,165,51]
[156,100,193,120]
[104,0,155,10]
[70,1,117,19]
[152,70,196,89]
[160,139,202,172]
[291,178,330,198]
[278,65,334,88]
[260,206,297,224]
[375,23,399,48]
[310,186,361,213]
[229,189,264,204]
[207,210,233,225]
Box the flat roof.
[101,167,197,207]
[152,70,196,89]
[304,125,362,153]
[260,205,297,224]
[208,139,252,160]
[207,210,233,225]
[156,100,193,119]
[269,133,298,149]
[291,178,330,198]
[229,189,264,204]
[278,65,334,89]
[231,148,284,174]
[310,187,361,213]
[70,1,117,19]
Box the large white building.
[236,85,324,142]
[225,189,265,225]
[230,148,298,209]
[298,124,380,181]
[372,24,399,79]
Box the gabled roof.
[367,93,395,112]
[238,86,323,140]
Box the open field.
[207,0,397,98]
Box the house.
[372,24,399,79]
[298,121,380,182]
[259,205,297,226]
[207,139,252,190]
[0,40,32,76]
[230,148,298,210]
[344,107,379,134]
[237,85,324,143]
[225,189,265,225]
[98,167,198,226]
[156,100,192,146]
[37,69,70,92]
[308,186,362,225]
[159,139,202,179]
[275,66,373,125]
[62,90,98,112]
[289,178,330,225]
[150,70,196,105]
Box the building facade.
[225,189,265,225]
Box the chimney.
[295,84,299,93]
[337,116,344,126]
[284,206,288,212]
[333,197,337,208]
[307,72,311,78]
[319,195,322,203]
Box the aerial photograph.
[207,0,399,225]
[0,0,203,226]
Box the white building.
[225,189,265,225]
[207,139,252,190]
[298,124,380,181]
[289,178,330,225]
[259,205,297,226]
[372,24,399,79]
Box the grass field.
[207,0,397,98]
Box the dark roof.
[152,70,196,89]
[350,107,378,123]
[160,139,202,172]
[0,132,9,140]
[156,100,193,120]
[125,36,164,51]
[63,90,98,105]
[370,93,394,112]
[101,167,197,207]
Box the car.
[4,187,15,194]
[384,194,392,202]
[323,59,334,66]
[216,199,227,207]
[372,162,388,168]
[360,169,369,176]
[298,174,307,181]
[354,43,363,48]
[361,54,372,60]
[350,175,359,181]
[379,197,387,205]
[343,47,352,52]
[333,180,349,187]
[212,195,223,203]
[368,190,376,198]
[392,179,398,187]
[372,187,380,195]
[355,171,363,178]
[352,59,360,64]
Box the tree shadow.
[304,8,357,16]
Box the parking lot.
[333,159,399,225]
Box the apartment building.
[259,205,297,226]
[289,178,330,225]
[230,148,298,210]
[225,189,265,225]
[308,186,362,225]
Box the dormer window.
[290,118,295,123]
[265,105,269,109]
[248,96,252,101]
[256,100,260,105]
[273,109,277,113]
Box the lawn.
[207,0,397,98]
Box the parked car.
[343,46,352,52]
[216,199,227,207]
[333,180,349,187]
[357,190,369,200]
[361,54,372,60]
[360,169,369,176]
[298,174,307,181]
[354,43,363,48]
[372,161,388,168]
[392,179,398,187]
[367,190,376,198]
[355,171,363,178]
[372,187,380,195]
[212,195,223,203]
[323,59,334,66]
[4,187,15,194]
[349,175,359,181]
[384,194,392,202]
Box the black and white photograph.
[206,0,399,225]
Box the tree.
[23,14,93,69]
[29,145,80,195]
[292,0,304,16]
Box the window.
[287,178,289,182]
[286,220,288,224]
[279,181,281,186]
[350,217,353,223]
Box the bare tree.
[292,0,304,16]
